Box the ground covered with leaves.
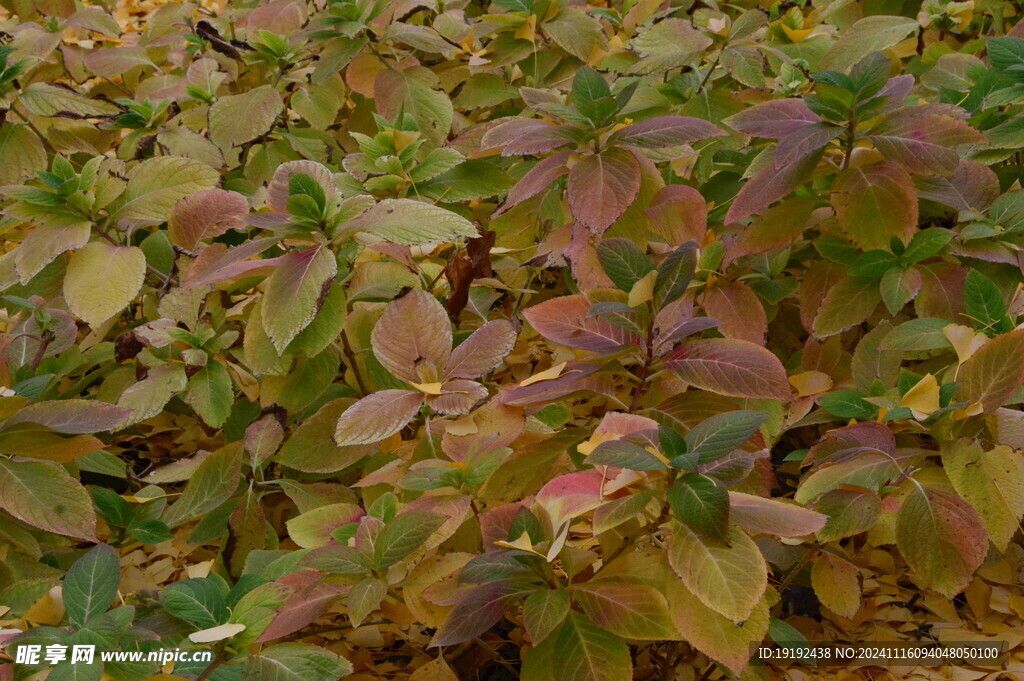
[2,0,1024,680]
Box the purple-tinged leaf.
[501,361,602,406]
[430,581,531,647]
[867,113,986,176]
[655,317,723,355]
[257,571,344,642]
[568,148,641,233]
[0,459,98,541]
[428,380,488,415]
[609,116,725,149]
[645,185,707,247]
[728,492,828,537]
[333,390,425,446]
[725,150,821,224]
[262,246,338,353]
[371,290,452,384]
[181,238,283,290]
[773,123,843,168]
[914,160,1000,211]
[2,399,132,433]
[495,150,571,216]
[481,118,579,156]
[666,338,792,400]
[444,320,517,379]
[724,99,819,139]
[570,580,678,640]
[523,294,640,354]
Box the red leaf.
[257,571,344,642]
[645,185,707,247]
[168,189,249,251]
[701,283,767,345]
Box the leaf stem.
[195,656,223,681]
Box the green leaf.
[654,242,697,308]
[162,442,243,527]
[572,67,611,111]
[523,589,570,644]
[818,390,878,419]
[243,643,352,681]
[667,474,729,542]
[682,410,766,464]
[160,578,228,628]
[418,160,514,202]
[588,440,667,470]
[522,612,632,681]
[19,83,121,117]
[964,269,1008,331]
[595,239,653,292]
[209,85,284,149]
[989,38,1024,83]
[373,512,445,570]
[111,156,219,223]
[880,318,953,351]
[347,199,478,245]
[262,246,338,353]
[347,576,386,627]
[228,582,294,648]
[902,228,953,264]
[818,16,919,72]
[493,0,534,10]
[63,544,120,628]
[184,361,234,428]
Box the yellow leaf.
[392,129,421,153]
[899,373,941,420]
[494,534,544,556]
[514,14,536,42]
[411,382,445,395]
[788,371,833,397]
[943,323,987,366]
[782,25,815,43]
[811,552,861,618]
[520,361,567,387]
[577,433,612,457]
[627,270,657,308]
